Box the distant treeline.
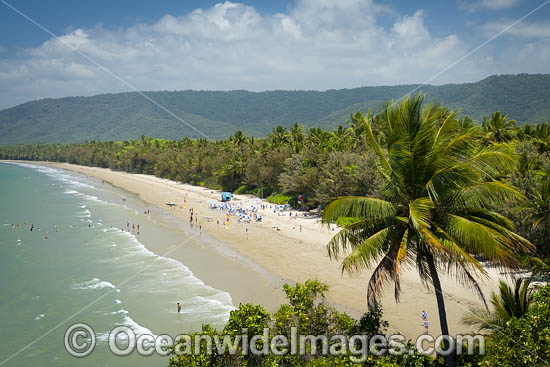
[2,110,550,257]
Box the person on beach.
[422,310,427,321]
[423,318,429,334]
[177,302,182,313]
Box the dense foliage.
[167,280,550,366]
[480,285,550,367]
[461,277,536,332]
[1,74,550,144]
[167,280,442,367]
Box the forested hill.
[1,73,550,144]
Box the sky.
[0,0,549,109]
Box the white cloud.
[483,19,550,38]
[0,0,546,109]
[481,0,520,10]
[459,0,520,11]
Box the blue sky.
[1,0,549,108]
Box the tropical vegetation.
[321,95,533,367]
[462,277,536,332]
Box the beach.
[32,161,508,340]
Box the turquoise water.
[0,163,257,366]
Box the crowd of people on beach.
[207,200,266,224]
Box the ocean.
[0,162,270,366]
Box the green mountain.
[1,73,550,144]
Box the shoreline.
[4,160,510,340]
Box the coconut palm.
[322,95,532,367]
[462,277,536,332]
[525,180,550,230]
[329,125,350,151]
[230,130,247,147]
[482,111,516,144]
[347,111,368,149]
[270,126,291,145]
[290,122,305,142]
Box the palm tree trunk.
[426,252,455,367]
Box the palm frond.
[443,214,521,266]
[322,196,395,224]
[409,197,433,231]
[461,308,502,332]
[447,181,525,210]
[340,227,392,274]
[325,217,384,258]
[463,149,517,178]
[365,117,392,178]
[367,233,404,308]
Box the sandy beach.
[31,161,509,340]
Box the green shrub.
[479,285,550,366]
[168,281,390,367]
[267,193,292,205]
[234,185,248,195]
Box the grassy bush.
[234,185,248,195]
[267,193,292,204]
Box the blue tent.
[221,192,232,202]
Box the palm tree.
[531,123,550,157]
[482,111,516,144]
[270,126,291,146]
[231,130,247,147]
[307,127,331,150]
[525,180,550,230]
[322,95,532,367]
[347,111,368,149]
[290,122,306,149]
[329,125,350,151]
[462,277,536,332]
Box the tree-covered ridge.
[1,73,550,144]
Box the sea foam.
[72,277,116,290]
